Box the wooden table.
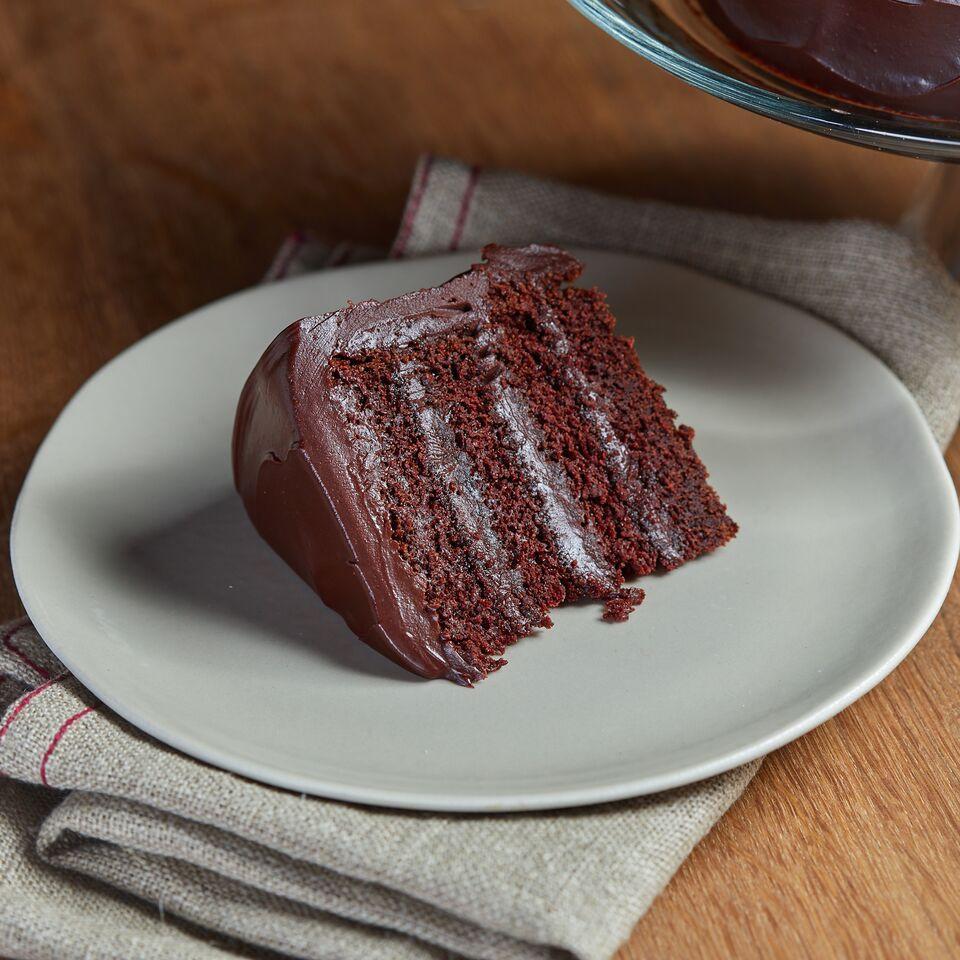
[1,3,957,957]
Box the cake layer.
[233,245,737,684]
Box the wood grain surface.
[0,2,956,958]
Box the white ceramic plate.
[12,250,959,811]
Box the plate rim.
[11,248,960,811]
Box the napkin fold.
[2,156,958,960]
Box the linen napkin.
[2,157,958,960]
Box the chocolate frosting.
[232,244,581,683]
[697,0,960,120]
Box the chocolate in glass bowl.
[570,0,960,159]
[693,0,960,122]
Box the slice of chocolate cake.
[233,244,737,685]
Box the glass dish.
[569,0,960,161]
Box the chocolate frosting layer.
[232,244,580,683]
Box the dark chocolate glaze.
[232,244,580,684]
[696,0,960,120]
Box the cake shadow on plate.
[113,490,421,682]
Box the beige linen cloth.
[2,157,959,960]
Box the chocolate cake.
[233,245,736,685]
